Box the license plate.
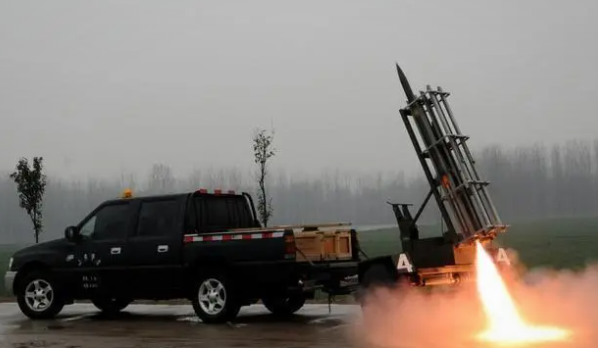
[341,274,358,286]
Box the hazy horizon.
[1,1,597,181]
[3,137,598,244]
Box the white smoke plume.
[347,248,598,348]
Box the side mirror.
[64,226,80,241]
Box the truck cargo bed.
[294,230,353,262]
[227,222,355,263]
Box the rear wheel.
[16,270,65,320]
[262,292,306,317]
[191,272,241,324]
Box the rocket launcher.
[391,65,507,248]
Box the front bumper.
[4,271,16,296]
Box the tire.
[91,296,132,315]
[191,271,241,324]
[362,263,395,290]
[262,293,306,317]
[16,270,65,320]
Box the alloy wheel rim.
[198,278,226,315]
[24,279,54,312]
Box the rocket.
[396,63,416,104]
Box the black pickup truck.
[4,189,360,323]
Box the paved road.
[0,303,365,348]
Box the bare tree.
[9,157,47,244]
[5,138,598,246]
[530,143,549,217]
[187,168,203,191]
[227,166,243,189]
[252,128,276,227]
[118,170,138,194]
[147,163,175,194]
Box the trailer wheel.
[362,263,395,289]
[356,263,396,306]
[262,293,306,317]
[191,271,241,324]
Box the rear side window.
[204,197,229,232]
[192,195,255,233]
[235,199,252,226]
[227,200,239,226]
[136,199,179,237]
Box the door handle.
[157,245,169,253]
[111,247,121,255]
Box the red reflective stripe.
[183,230,285,243]
[195,188,236,195]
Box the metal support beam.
[411,188,433,229]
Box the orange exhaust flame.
[475,241,571,345]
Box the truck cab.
[5,188,360,323]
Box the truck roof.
[107,188,243,204]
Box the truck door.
[126,196,185,297]
[70,200,134,296]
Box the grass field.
[0,244,15,297]
[358,215,598,270]
[1,216,597,297]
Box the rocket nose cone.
[395,63,416,103]
[395,63,404,77]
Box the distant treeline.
[1,139,598,244]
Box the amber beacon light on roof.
[121,188,133,199]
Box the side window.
[136,199,179,237]
[190,197,204,232]
[185,198,198,232]
[85,203,131,240]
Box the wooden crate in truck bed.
[226,222,354,262]
[280,223,353,262]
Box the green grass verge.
[1,216,597,298]
[0,245,15,298]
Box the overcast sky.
[1,0,596,181]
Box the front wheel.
[191,272,240,324]
[16,270,65,320]
[262,293,306,317]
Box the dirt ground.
[0,302,363,348]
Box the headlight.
[8,258,13,271]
